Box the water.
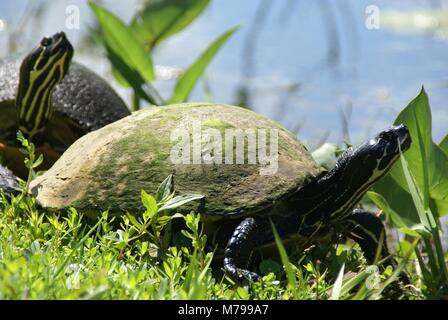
[0,0,447,148]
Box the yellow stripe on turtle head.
[16,32,74,142]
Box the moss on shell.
[31,103,323,217]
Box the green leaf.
[141,190,158,218]
[131,0,210,50]
[270,221,297,298]
[156,174,174,202]
[156,215,174,228]
[105,46,158,105]
[392,88,431,209]
[399,148,437,230]
[236,286,249,299]
[440,134,448,155]
[388,87,448,214]
[428,145,448,215]
[367,191,421,236]
[370,175,420,228]
[169,26,238,103]
[89,2,155,82]
[32,154,44,169]
[126,212,142,229]
[159,194,204,212]
[330,263,345,300]
[339,270,368,297]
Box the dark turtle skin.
[222,125,412,281]
[5,103,412,282]
[0,33,130,178]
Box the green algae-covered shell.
[30,103,323,218]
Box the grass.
[0,129,432,300]
[0,188,421,300]
[2,90,447,300]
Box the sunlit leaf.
[159,194,204,212]
[169,26,238,103]
[89,2,155,82]
[105,45,158,104]
[131,0,210,50]
[141,190,158,218]
[330,263,345,300]
[367,190,420,236]
[339,270,368,298]
[156,174,174,202]
[391,88,431,209]
[388,88,448,214]
[428,145,448,214]
[399,148,436,230]
[271,221,298,298]
[371,174,420,226]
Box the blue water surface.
[0,0,447,147]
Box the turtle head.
[303,124,411,224]
[331,124,411,196]
[16,31,74,143]
[336,124,411,183]
[352,124,411,175]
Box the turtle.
[0,103,411,282]
[0,31,130,178]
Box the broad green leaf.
[428,145,448,214]
[396,240,416,259]
[389,88,448,215]
[367,191,420,236]
[131,0,210,50]
[141,190,158,218]
[391,88,432,209]
[169,26,238,103]
[105,46,158,105]
[399,149,436,230]
[89,2,155,82]
[159,194,204,212]
[435,198,448,217]
[436,137,448,215]
[371,175,420,227]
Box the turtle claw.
[223,265,263,283]
[240,271,262,283]
[236,269,266,289]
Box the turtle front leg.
[223,217,264,282]
[343,209,392,266]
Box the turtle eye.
[40,37,52,47]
